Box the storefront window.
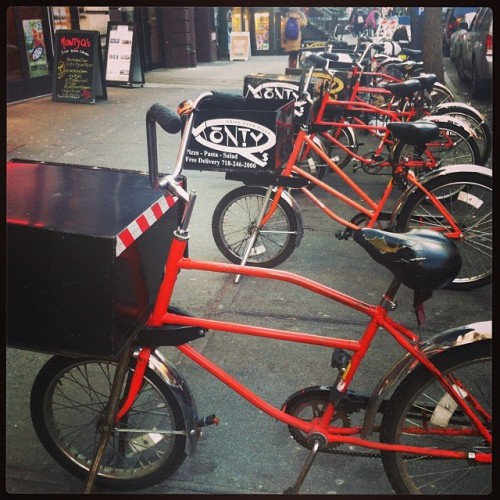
[254,11,270,50]
[231,9,242,32]
[51,6,72,31]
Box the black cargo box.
[243,73,323,129]
[182,98,294,173]
[6,160,184,359]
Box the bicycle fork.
[234,185,284,284]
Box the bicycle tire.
[431,104,491,166]
[30,355,187,490]
[393,121,481,172]
[323,124,357,170]
[380,340,492,494]
[212,185,298,268]
[428,82,455,107]
[291,135,328,192]
[396,171,492,290]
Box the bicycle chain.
[318,444,431,461]
[323,446,380,459]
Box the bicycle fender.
[433,101,487,124]
[280,189,304,247]
[328,122,357,150]
[361,320,492,437]
[390,163,492,226]
[431,81,455,100]
[422,114,478,140]
[134,348,200,455]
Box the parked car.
[442,6,479,56]
[449,11,476,62]
[454,7,493,99]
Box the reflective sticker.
[458,190,484,209]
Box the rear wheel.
[381,340,492,494]
[432,105,491,165]
[429,83,455,107]
[393,121,481,173]
[396,171,492,290]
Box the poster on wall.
[254,12,270,51]
[105,23,144,87]
[52,30,107,104]
[22,19,50,78]
[230,32,251,61]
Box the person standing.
[355,9,366,37]
[365,9,379,38]
[281,7,307,69]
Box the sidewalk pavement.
[6,51,490,496]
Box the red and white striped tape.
[116,194,177,257]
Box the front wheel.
[397,171,492,290]
[380,340,492,494]
[212,185,299,267]
[30,356,187,490]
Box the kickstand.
[283,439,321,495]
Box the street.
[6,51,492,495]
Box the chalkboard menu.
[52,30,107,104]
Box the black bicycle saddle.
[413,74,438,91]
[353,228,462,291]
[385,79,421,99]
[386,120,440,147]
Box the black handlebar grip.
[201,91,247,110]
[147,103,182,134]
[321,52,340,62]
[306,53,328,68]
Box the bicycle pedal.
[331,349,351,374]
[335,230,351,240]
[196,414,220,427]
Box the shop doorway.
[137,7,163,71]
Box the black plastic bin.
[6,160,185,360]
[182,98,294,173]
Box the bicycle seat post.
[176,190,197,238]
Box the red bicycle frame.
[280,127,463,236]
[308,64,451,170]
[114,229,491,460]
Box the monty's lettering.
[246,82,299,101]
[196,124,264,148]
[60,36,92,51]
[192,118,276,168]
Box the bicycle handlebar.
[147,103,182,134]
[147,91,252,201]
